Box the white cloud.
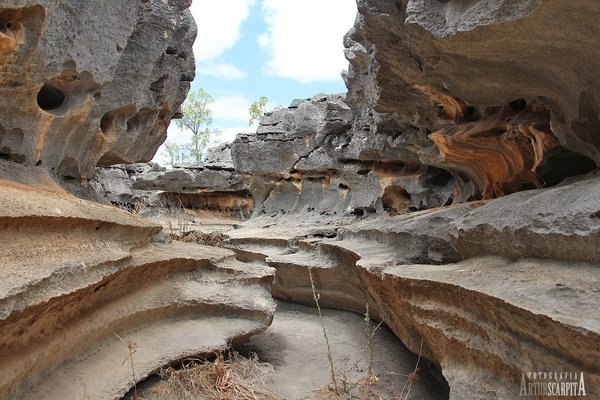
[212,125,258,144]
[197,62,247,80]
[208,95,253,123]
[190,0,254,61]
[259,0,356,83]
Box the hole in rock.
[536,147,597,187]
[427,168,453,186]
[382,185,411,215]
[57,156,81,180]
[508,98,527,112]
[519,182,537,191]
[338,183,350,190]
[463,105,480,121]
[351,207,376,217]
[37,82,66,111]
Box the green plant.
[249,96,268,126]
[177,88,214,163]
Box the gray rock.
[204,143,234,169]
[0,0,195,179]
[343,0,600,201]
[450,173,600,263]
[231,93,458,216]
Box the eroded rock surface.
[0,0,195,179]
[343,0,599,201]
[223,178,600,398]
[94,156,253,219]
[0,175,275,400]
[1,0,599,399]
[232,94,460,217]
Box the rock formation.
[224,177,600,398]
[0,162,276,400]
[220,0,600,398]
[0,2,273,399]
[232,94,460,216]
[343,0,599,200]
[1,0,600,399]
[94,149,253,219]
[0,0,195,180]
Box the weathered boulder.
[204,142,235,169]
[450,172,600,263]
[93,162,164,205]
[0,0,195,179]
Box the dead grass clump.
[181,230,225,247]
[146,351,284,400]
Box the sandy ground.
[133,301,449,400]
[239,301,449,399]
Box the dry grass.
[181,230,225,247]
[153,195,194,238]
[308,267,339,394]
[308,268,423,400]
[139,351,284,400]
[115,333,140,399]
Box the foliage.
[249,95,269,126]
[163,141,186,166]
[166,88,214,165]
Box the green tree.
[164,141,186,166]
[249,96,268,126]
[176,88,214,163]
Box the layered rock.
[1,0,599,399]
[0,2,277,399]
[0,0,195,180]
[0,172,275,400]
[220,2,600,399]
[224,177,600,398]
[94,153,253,219]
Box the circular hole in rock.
[6,22,12,29]
[37,82,66,111]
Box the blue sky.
[156,0,357,162]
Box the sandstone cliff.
[220,1,600,398]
